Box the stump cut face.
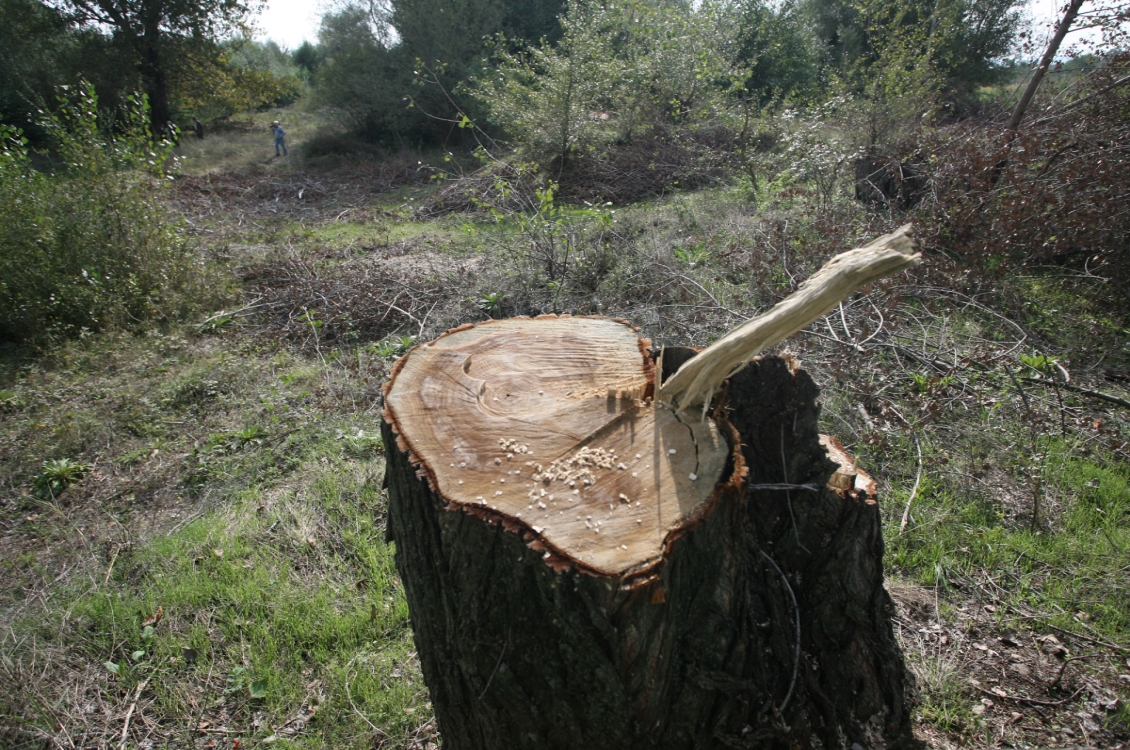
[383,317,730,576]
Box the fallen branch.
[979,685,1084,708]
[119,679,149,750]
[898,433,923,534]
[1021,377,1130,411]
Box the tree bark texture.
[382,343,916,750]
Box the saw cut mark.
[384,316,731,576]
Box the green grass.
[50,464,424,748]
[0,323,434,747]
[174,105,340,176]
[887,443,1130,640]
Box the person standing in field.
[271,121,287,156]
[193,118,204,140]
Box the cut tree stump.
[381,228,920,749]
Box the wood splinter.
[660,223,918,413]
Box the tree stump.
[382,318,915,749]
[381,228,920,749]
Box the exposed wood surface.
[660,223,919,413]
[383,316,731,576]
[382,350,915,749]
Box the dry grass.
[2,104,1129,747]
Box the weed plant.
[0,86,223,346]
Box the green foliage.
[473,0,744,167]
[56,0,261,132]
[174,39,303,121]
[0,85,217,344]
[313,5,421,139]
[809,0,1022,102]
[732,0,821,107]
[32,457,91,497]
[0,0,143,142]
[292,40,323,78]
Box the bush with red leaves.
[915,55,1130,299]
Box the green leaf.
[249,679,268,699]
[131,650,146,662]
[105,661,120,675]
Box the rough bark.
[382,342,915,750]
[139,30,171,136]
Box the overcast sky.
[253,0,323,49]
[251,0,1098,53]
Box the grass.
[886,442,1130,641]
[0,327,435,748]
[2,103,1130,748]
[2,462,430,748]
[173,105,341,176]
[60,465,421,748]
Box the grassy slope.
[1,107,1129,749]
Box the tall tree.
[732,0,820,106]
[49,0,260,132]
[804,0,1022,96]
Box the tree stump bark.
[381,316,916,750]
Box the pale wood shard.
[820,434,875,498]
[660,224,920,413]
[383,316,732,576]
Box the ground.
[1,106,1128,749]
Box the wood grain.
[383,315,731,576]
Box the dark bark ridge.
[382,348,916,750]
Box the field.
[1,106,1129,749]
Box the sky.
[254,0,324,50]
[251,0,1102,52]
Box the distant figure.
[193,118,204,140]
[271,121,287,156]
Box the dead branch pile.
[554,126,734,204]
[171,161,429,233]
[245,249,467,347]
[411,161,540,219]
[914,55,1130,291]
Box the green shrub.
[472,0,743,169]
[0,85,218,345]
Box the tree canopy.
[46,0,262,131]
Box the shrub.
[0,85,217,345]
[915,55,1130,293]
[472,0,743,170]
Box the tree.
[804,0,1023,98]
[0,0,133,138]
[48,0,261,132]
[499,0,566,47]
[314,4,421,140]
[473,0,741,167]
[292,40,322,78]
[732,0,820,107]
[172,40,302,121]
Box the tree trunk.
[381,317,916,750]
[139,29,171,136]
